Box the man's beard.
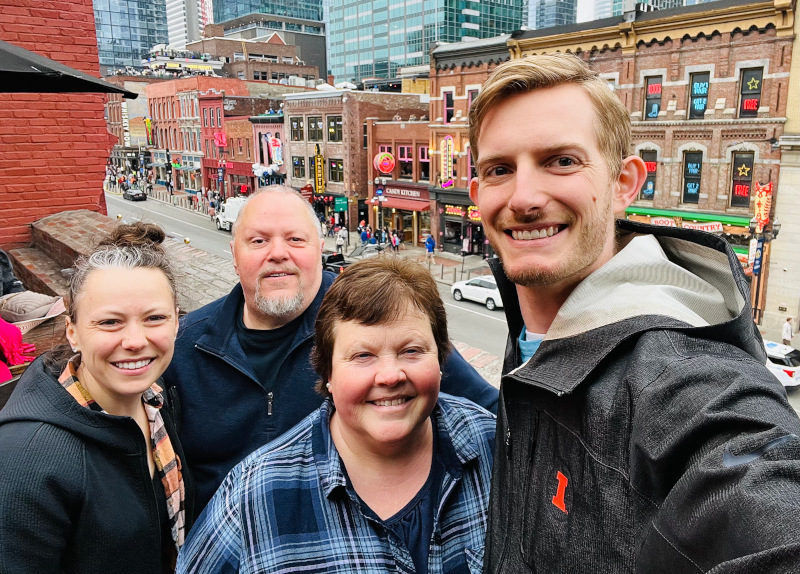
[253,273,306,318]
[490,191,614,288]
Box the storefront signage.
[121,100,130,147]
[650,217,677,227]
[445,204,464,217]
[373,152,395,175]
[385,187,423,198]
[468,206,481,222]
[752,237,764,275]
[334,197,348,211]
[144,117,154,146]
[753,181,773,233]
[440,135,454,189]
[213,131,227,148]
[268,134,283,165]
[748,237,759,268]
[314,143,325,195]
[682,221,723,233]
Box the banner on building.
[314,144,325,195]
[682,221,723,233]
[754,181,773,233]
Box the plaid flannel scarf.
[58,360,186,549]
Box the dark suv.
[321,251,354,275]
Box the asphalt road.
[105,192,509,359]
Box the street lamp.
[373,177,388,236]
[748,215,781,323]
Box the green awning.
[731,245,749,255]
[625,207,750,227]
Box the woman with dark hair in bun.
[0,222,193,574]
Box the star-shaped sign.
[738,164,751,177]
[747,77,760,90]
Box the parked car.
[349,243,385,259]
[122,187,146,201]
[321,251,354,275]
[764,340,800,387]
[451,276,504,310]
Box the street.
[105,192,509,361]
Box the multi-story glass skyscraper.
[535,0,577,28]
[329,0,527,83]
[94,0,169,74]
[609,0,692,16]
[213,0,323,25]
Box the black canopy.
[0,39,137,98]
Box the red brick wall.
[0,0,113,248]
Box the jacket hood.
[0,358,145,453]
[490,220,765,392]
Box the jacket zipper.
[267,391,273,415]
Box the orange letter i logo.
[552,471,568,514]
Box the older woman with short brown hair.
[178,256,495,574]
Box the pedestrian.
[336,226,347,252]
[462,236,470,257]
[425,234,436,264]
[321,221,328,239]
[161,186,497,516]
[783,317,793,346]
[360,227,368,246]
[468,52,800,572]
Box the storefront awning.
[147,162,165,167]
[371,196,430,211]
[181,166,201,172]
[625,207,750,227]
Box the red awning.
[370,196,430,211]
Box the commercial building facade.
[428,35,513,257]
[327,0,526,83]
[283,90,428,232]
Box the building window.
[639,150,657,200]
[730,151,754,208]
[419,146,429,181]
[443,91,454,123]
[469,149,477,179]
[293,156,306,179]
[682,151,703,204]
[688,72,710,119]
[363,124,368,149]
[327,116,343,142]
[308,116,323,141]
[290,117,304,141]
[467,89,479,110]
[203,108,208,127]
[245,139,250,159]
[238,138,243,154]
[379,144,392,154]
[216,108,221,127]
[308,156,315,178]
[739,68,763,118]
[644,76,662,120]
[398,145,413,179]
[329,158,344,182]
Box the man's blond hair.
[468,54,631,179]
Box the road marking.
[443,301,507,323]
[106,195,212,233]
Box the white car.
[764,340,800,387]
[451,276,504,310]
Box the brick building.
[187,30,319,84]
[366,118,431,246]
[428,35,512,256]
[147,76,249,193]
[0,1,116,248]
[251,112,288,193]
[509,0,794,323]
[104,75,170,173]
[283,90,428,230]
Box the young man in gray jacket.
[469,54,800,573]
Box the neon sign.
[373,152,396,174]
[440,135,454,189]
[733,184,750,197]
[647,83,662,95]
[468,206,481,221]
[445,205,464,217]
[213,131,227,147]
[742,98,759,111]
[644,161,657,173]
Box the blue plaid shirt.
[177,394,496,574]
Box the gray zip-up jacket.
[484,220,800,573]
